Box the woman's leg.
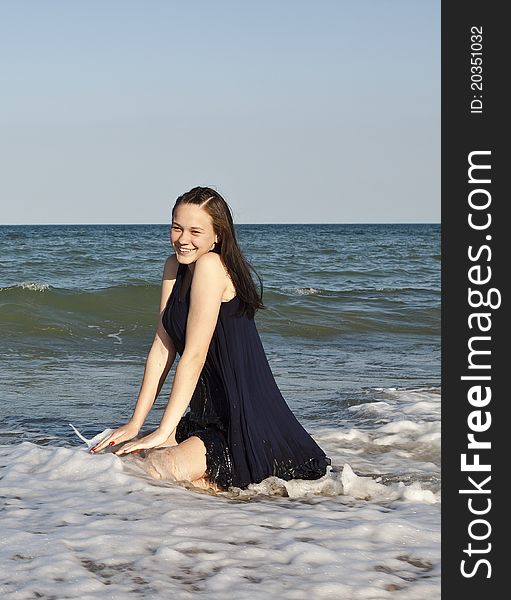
[143,435,209,484]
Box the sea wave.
[317,387,441,487]
[0,283,160,343]
[0,281,439,340]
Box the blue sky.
[0,0,440,224]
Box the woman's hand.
[90,421,140,453]
[113,428,170,456]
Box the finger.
[91,438,110,452]
[91,437,114,452]
[114,442,137,455]
[118,442,145,456]
[92,433,122,453]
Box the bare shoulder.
[192,253,236,301]
[193,251,226,274]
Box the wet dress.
[162,261,331,490]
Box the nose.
[175,230,192,246]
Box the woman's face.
[170,204,218,266]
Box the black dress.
[162,261,331,490]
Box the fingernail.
[109,441,115,446]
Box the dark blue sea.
[0,223,441,598]
[0,223,439,441]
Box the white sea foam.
[107,329,124,344]
[69,424,115,450]
[1,281,51,292]
[283,286,321,296]
[0,388,440,598]
[341,464,437,504]
[0,441,440,599]
[319,388,441,483]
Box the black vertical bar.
[442,1,505,597]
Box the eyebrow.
[172,221,205,231]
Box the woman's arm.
[92,255,179,452]
[128,317,177,429]
[115,253,227,454]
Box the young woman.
[91,187,331,491]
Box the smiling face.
[170,203,219,269]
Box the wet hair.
[171,186,264,318]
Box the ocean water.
[0,224,440,599]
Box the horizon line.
[1,221,441,227]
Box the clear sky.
[0,0,439,224]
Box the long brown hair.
[171,186,264,318]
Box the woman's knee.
[143,437,207,482]
[144,447,184,481]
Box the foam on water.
[68,424,115,450]
[0,442,439,599]
[0,388,440,599]
[0,281,51,292]
[282,286,322,296]
[319,388,441,483]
